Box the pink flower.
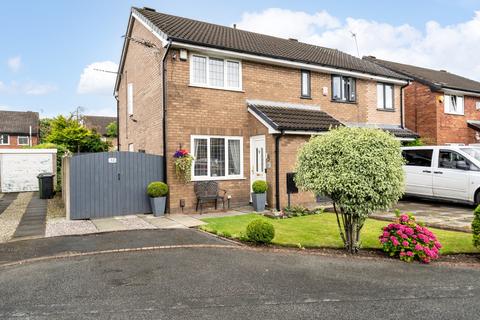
[404,227,414,235]
[406,251,414,257]
[400,252,406,256]
[414,244,423,251]
[383,231,389,237]
[400,215,409,222]
[392,239,400,246]
[402,241,409,247]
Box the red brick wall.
[0,135,38,149]
[404,81,480,145]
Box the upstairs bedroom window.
[190,54,242,90]
[332,75,356,102]
[444,94,464,115]
[377,83,394,109]
[191,135,243,180]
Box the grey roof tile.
[0,110,39,135]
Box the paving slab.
[168,214,206,227]
[140,216,186,229]
[91,218,127,232]
[12,194,47,239]
[0,193,18,216]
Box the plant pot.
[251,192,266,212]
[150,196,166,216]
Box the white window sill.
[189,83,244,93]
[444,111,464,116]
[191,176,247,182]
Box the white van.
[401,146,480,205]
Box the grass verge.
[201,213,478,255]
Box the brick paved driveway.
[372,197,474,231]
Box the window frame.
[377,82,395,110]
[189,54,242,91]
[0,133,10,145]
[444,94,464,115]
[127,83,134,116]
[300,70,311,98]
[331,75,356,103]
[190,135,244,181]
[17,136,29,146]
[438,149,478,171]
[402,149,434,167]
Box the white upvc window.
[17,136,29,146]
[127,83,134,115]
[444,94,464,115]
[191,135,244,181]
[128,143,134,152]
[377,83,394,109]
[0,134,9,145]
[190,54,242,91]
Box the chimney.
[233,24,237,29]
[143,7,156,12]
[439,69,447,72]
[288,38,298,42]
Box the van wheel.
[475,190,480,206]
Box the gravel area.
[116,215,157,230]
[0,192,33,243]
[45,218,98,237]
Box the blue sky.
[1,0,479,118]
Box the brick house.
[365,57,480,145]
[81,115,118,150]
[0,110,39,149]
[115,7,417,213]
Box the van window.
[402,149,433,167]
[439,150,478,171]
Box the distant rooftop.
[0,110,39,135]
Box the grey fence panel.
[69,152,164,220]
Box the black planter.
[251,192,266,212]
[150,196,166,216]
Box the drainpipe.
[400,82,410,129]
[114,92,120,150]
[274,131,285,211]
[162,40,172,185]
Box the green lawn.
[200,213,478,255]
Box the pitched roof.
[0,110,39,135]
[247,100,342,132]
[364,56,480,94]
[82,116,116,136]
[132,7,408,81]
[248,100,419,139]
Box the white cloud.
[83,106,117,117]
[0,80,57,95]
[7,56,21,72]
[236,9,480,81]
[77,61,118,95]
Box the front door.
[250,135,266,195]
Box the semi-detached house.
[115,7,418,213]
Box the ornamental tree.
[295,127,405,254]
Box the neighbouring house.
[0,110,39,149]
[365,57,480,145]
[81,115,118,149]
[115,7,418,213]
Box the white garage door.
[0,150,55,193]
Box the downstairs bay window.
[191,135,243,180]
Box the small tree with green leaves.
[46,115,109,153]
[295,127,405,254]
[106,121,118,138]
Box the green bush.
[246,219,275,244]
[30,143,68,191]
[473,205,480,248]
[252,180,268,193]
[147,181,168,198]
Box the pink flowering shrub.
[379,213,442,263]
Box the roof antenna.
[350,31,360,57]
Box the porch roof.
[467,120,480,132]
[247,100,420,140]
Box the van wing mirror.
[456,160,469,170]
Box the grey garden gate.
[68,152,164,220]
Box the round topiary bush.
[473,205,480,248]
[379,213,442,263]
[246,219,275,244]
[147,181,169,198]
[252,180,268,193]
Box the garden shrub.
[283,205,324,217]
[473,205,480,248]
[246,219,275,244]
[147,181,169,198]
[295,127,405,254]
[379,213,442,263]
[252,180,268,193]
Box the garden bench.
[194,181,227,213]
